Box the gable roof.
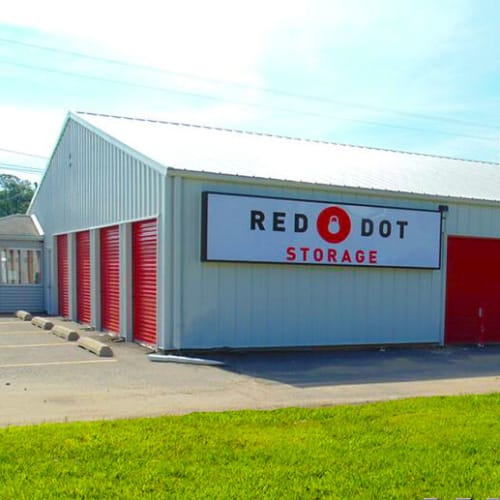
[67,112,500,204]
[0,215,43,240]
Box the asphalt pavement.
[1,315,499,427]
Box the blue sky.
[0,0,499,183]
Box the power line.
[0,162,45,174]
[0,35,498,131]
[0,147,48,159]
[1,58,498,144]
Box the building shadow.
[206,345,500,388]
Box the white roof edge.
[167,167,500,207]
[30,214,44,236]
[76,111,500,166]
[0,234,43,242]
[70,112,169,175]
[28,111,73,214]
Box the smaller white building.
[0,214,44,313]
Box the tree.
[0,174,36,217]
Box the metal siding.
[76,230,91,324]
[132,219,157,344]
[0,239,43,249]
[0,286,44,313]
[57,234,69,317]
[29,119,163,235]
[446,205,500,238]
[29,118,165,315]
[178,177,444,349]
[101,225,120,333]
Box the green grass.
[1,395,500,499]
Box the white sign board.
[202,193,442,269]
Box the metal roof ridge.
[75,110,500,167]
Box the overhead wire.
[0,58,498,144]
[0,162,45,174]
[0,36,498,131]
[0,147,48,159]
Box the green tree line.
[0,174,36,216]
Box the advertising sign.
[202,192,442,269]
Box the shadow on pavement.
[210,345,500,388]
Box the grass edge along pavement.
[0,394,499,499]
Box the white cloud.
[0,0,498,164]
[0,0,309,83]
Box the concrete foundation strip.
[15,310,32,321]
[52,325,79,342]
[31,317,54,330]
[148,353,225,366]
[77,337,113,357]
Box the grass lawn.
[1,394,499,499]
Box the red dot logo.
[316,206,351,244]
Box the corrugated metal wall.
[446,205,500,238]
[0,286,44,313]
[29,118,165,315]
[28,115,500,350]
[172,175,447,349]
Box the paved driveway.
[1,316,499,427]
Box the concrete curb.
[15,310,32,321]
[52,325,79,342]
[78,337,113,357]
[148,353,225,366]
[31,316,54,330]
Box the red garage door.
[445,236,500,344]
[132,219,157,345]
[57,234,69,318]
[101,225,120,334]
[76,231,91,324]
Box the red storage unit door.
[445,236,500,344]
[57,234,69,318]
[101,226,120,334]
[76,231,92,324]
[132,219,157,345]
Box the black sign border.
[201,191,444,270]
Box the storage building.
[27,111,500,350]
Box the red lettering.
[355,250,365,263]
[286,246,296,261]
[313,248,323,262]
[341,249,352,263]
[369,250,378,264]
[300,247,310,261]
[327,249,337,263]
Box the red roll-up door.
[132,219,157,345]
[445,236,500,344]
[101,225,120,334]
[76,230,91,324]
[57,234,69,318]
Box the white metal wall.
[28,116,500,350]
[446,204,500,238]
[29,119,165,316]
[164,173,448,350]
